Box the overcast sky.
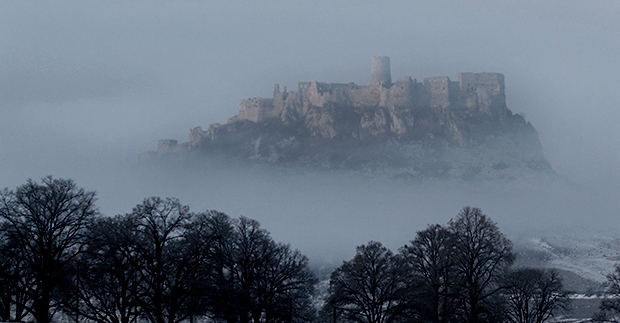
[1,1,619,261]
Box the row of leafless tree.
[0,177,315,323]
[320,207,571,323]
[3,177,620,323]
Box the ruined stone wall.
[388,76,416,108]
[233,65,507,124]
[273,92,286,114]
[303,81,357,107]
[272,83,287,114]
[238,97,276,123]
[276,90,306,123]
[457,73,479,109]
[457,73,504,95]
[349,85,382,108]
[424,76,451,108]
[477,73,505,95]
[456,73,506,114]
[457,73,478,93]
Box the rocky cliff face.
[149,60,553,180]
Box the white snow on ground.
[531,237,554,251]
[516,233,620,284]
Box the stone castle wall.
[456,72,506,114]
[238,97,277,123]
[235,57,506,124]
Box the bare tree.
[449,207,515,323]
[0,222,29,322]
[63,214,143,323]
[0,177,98,323]
[253,240,316,323]
[503,268,570,323]
[401,224,457,322]
[234,216,275,323]
[128,197,205,323]
[200,214,316,323]
[327,241,408,323]
[593,265,620,322]
[196,211,238,323]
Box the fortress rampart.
[236,57,506,124]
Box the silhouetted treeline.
[4,177,617,323]
[0,177,315,323]
[320,207,571,323]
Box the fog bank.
[1,1,619,263]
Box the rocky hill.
[145,57,553,180]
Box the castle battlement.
[236,57,506,124]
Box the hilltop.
[143,57,553,180]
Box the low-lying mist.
[126,161,620,266]
[1,1,620,268]
[6,149,618,267]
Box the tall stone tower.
[371,56,391,85]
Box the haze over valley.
[1,0,620,274]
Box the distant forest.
[1,177,619,323]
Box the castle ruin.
[233,56,507,125]
[150,56,551,179]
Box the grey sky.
[1,1,619,261]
